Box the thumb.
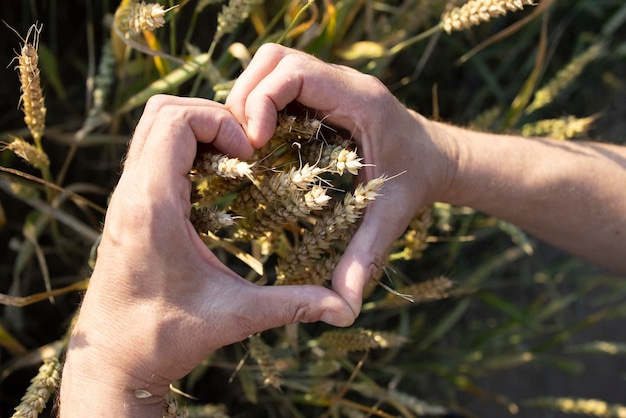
[242,284,357,331]
[331,208,403,317]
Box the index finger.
[126,95,253,170]
[226,44,372,148]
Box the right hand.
[226,44,458,318]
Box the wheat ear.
[523,397,626,417]
[276,176,386,284]
[377,276,455,309]
[114,1,169,37]
[210,0,262,56]
[248,334,282,389]
[441,0,536,34]
[521,115,597,140]
[11,23,46,145]
[526,42,605,114]
[317,328,408,357]
[1,136,49,171]
[12,357,61,418]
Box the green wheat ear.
[526,42,605,114]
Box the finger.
[236,283,356,333]
[227,44,371,148]
[127,102,251,187]
[331,189,409,316]
[127,95,254,168]
[226,44,301,132]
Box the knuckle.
[145,94,173,114]
[256,42,285,58]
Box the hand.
[226,44,458,317]
[60,95,355,417]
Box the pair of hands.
[61,44,454,411]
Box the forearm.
[434,121,626,272]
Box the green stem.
[387,24,442,56]
[276,0,315,45]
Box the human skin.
[58,96,355,417]
[226,43,626,318]
[60,44,626,417]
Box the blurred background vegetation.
[0,0,625,417]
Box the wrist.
[60,342,169,417]
[409,112,462,206]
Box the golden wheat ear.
[6,22,47,145]
[1,136,49,170]
[12,357,60,418]
[441,0,536,34]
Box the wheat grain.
[191,207,235,234]
[193,153,255,179]
[441,0,536,34]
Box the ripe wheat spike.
[12,357,60,418]
[114,1,168,37]
[10,23,46,145]
[441,0,536,34]
[1,136,49,171]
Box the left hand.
[226,44,457,318]
[60,95,355,417]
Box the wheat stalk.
[441,0,536,34]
